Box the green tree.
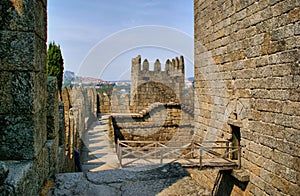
[47,41,64,92]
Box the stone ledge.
[231,169,250,182]
[227,119,243,128]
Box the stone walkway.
[53,163,210,196]
[52,115,211,195]
[81,115,120,172]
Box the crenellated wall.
[130,55,186,113]
[107,55,194,145]
[60,86,98,171]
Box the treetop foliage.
[47,41,64,92]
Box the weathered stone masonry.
[0,0,48,195]
[130,55,186,113]
[0,1,98,194]
[112,55,194,146]
[112,102,194,146]
[194,0,299,195]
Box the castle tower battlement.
[130,55,185,112]
[131,55,185,77]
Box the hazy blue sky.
[48,0,194,80]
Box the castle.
[0,0,299,195]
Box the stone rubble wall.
[194,0,299,195]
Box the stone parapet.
[112,102,194,146]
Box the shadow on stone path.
[53,115,210,195]
[81,114,120,172]
[53,163,210,196]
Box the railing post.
[191,140,195,158]
[199,148,202,169]
[156,142,158,159]
[116,139,119,158]
[226,141,229,158]
[238,146,241,169]
[160,148,163,164]
[120,148,122,167]
[117,140,122,167]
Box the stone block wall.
[60,86,98,172]
[0,0,47,161]
[194,0,299,195]
[46,77,60,177]
[130,55,186,113]
[0,0,49,195]
[0,1,98,193]
[112,102,194,146]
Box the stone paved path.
[81,115,120,172]
[53,115,211,195]
[53,163,210,196]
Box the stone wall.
[61,86,98,172]
[194,0,299,195]
[0,1,98,193]
[109,55,194,147]
[0,0,49,195]
[112,102,194,146]
[98,91,130,114]
[130,55,186,113]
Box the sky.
[48,0,194,81]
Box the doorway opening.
[231,125,241,160]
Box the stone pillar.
[0,0,48,160]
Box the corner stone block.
[0,31,46,72]
[0,115,35,160]
[0,0,47,40]
[11,72,34,113]
[0,71,12,114]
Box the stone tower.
[130,55,185,112]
